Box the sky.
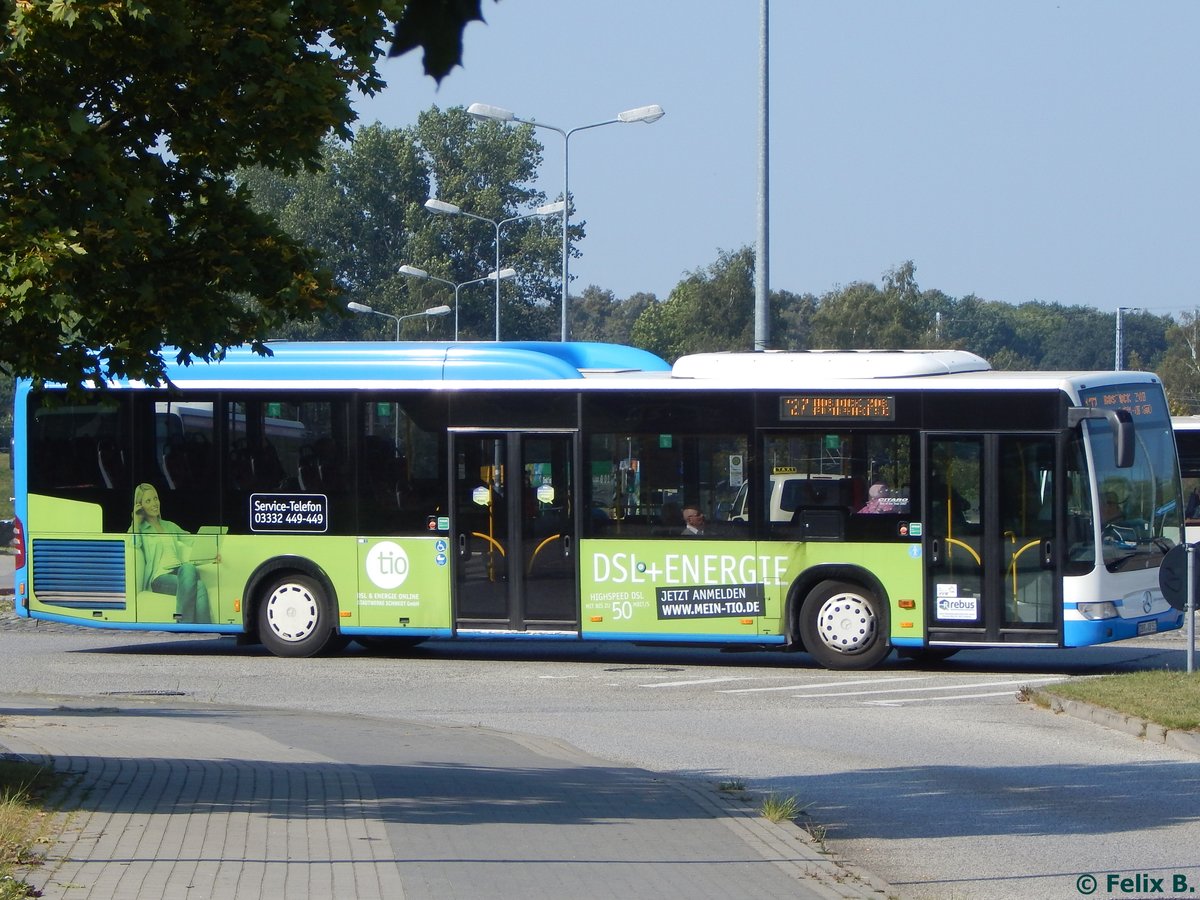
[353,1,1200,317]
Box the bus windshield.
[1080,392,1181,573]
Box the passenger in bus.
[682,504,717,536]
[130,483,214,624]
[1186,487,1200,522]
[857,483,890,514]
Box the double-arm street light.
[466,102,665,341]
[398,265,517,340]
[424,198,565,341]
[347,301,451,341]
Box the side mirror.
[1067,407,1135,468]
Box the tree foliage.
[415,108,568,339]
[1157,310,1200,414]
[571,287,655,345]
[238,124,433,341]
[808,261,934,350]
[240,109,567,342]
[0,0,498,387]
[631,247,756,360]
[388,0,491,81]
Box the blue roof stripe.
[139,341,671,384]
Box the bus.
[11,342,1186,669]
[1172,415,1200,543]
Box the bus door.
[450,430,578,631]
[923,434,1061,645]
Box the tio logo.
[365,541,410,589]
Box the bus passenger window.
[585,431,749,539]
[359,398,447,535]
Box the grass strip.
[1035,669,1200,732]
[0,757,62,900]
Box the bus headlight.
[1077,601,1118,620]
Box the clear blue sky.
[353,1,1199,316]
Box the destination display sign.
[1078,386,1164,423]
[780,395,895,421]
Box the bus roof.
[671,349,991,380]
[97,341,672,388]
[27,342,1163,395]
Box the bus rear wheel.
[799,580,891,670]
[257,574,340,658]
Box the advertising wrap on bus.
[10,341,1184,669]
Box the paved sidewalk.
[0,695,890,900]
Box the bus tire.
[799,579,891,670]
[257,574,340,658]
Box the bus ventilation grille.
[32,539,127,610]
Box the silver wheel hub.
[265,582,320,643]
[814,592,876,655]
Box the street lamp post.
[424,199,564,340]
[398,265,517,340]
[466,102,665,341]
[347,301,451,341]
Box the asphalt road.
[1,607,1197,900]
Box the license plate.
[1137,620,1157,636]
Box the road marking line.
[719,676,932,694]
[865,690,1031,705]
[640,677,751,688]
[789,677,1058,699]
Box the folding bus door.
[451,430,578,631]
[924,433,1061,645]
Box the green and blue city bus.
[11,341,1185,668]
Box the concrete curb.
[671,779,894,899]
[1040,694,1200,756]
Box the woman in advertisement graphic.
[130,483,215,623]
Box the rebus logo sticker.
[366,541,410,589]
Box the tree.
[809,262,934,350]
[238,124,435,341]
[413,108,567,340]
[388,0,492,80]
[241,109,565,342]
[1,1,488,387]
[771,289,818,350]
[933,294,1030,365]
[567,287,654,345]
[1157,310,1200,413]
[631,247,755,360]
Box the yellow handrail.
[471,532,505,556]
[1008,536,1043,607]
[945,536,981,565]
[527,533,562,574]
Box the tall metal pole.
[1115,306,1125,371]
[561,132,571,341]
[465,104,663,342]
[494,221,502,341]
[1188,542,1196,674]
[754,0,770,351]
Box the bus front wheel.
[257,574,340,658]
[799,580,891,670]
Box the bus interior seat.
[161,436,195,489]
[97,438,127,489]
[362,436,402,502]
[250,441,289,490]
[298,445,324,492]
[65,437,101,488]
[229,440,256,491]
